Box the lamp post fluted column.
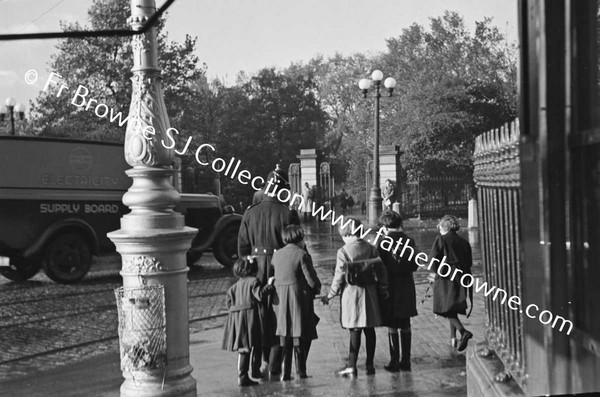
[370,81,382,226]
[359,70,396,226]
[9,107,15,136]
[107,1,197,396]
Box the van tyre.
[43,233,92,284]
[213,223,239,268]
[0,257,41,281]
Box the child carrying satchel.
[341,248,382,287]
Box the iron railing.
[473,119,526,390]
[400,175,472,218]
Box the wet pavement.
[0,215,484,396]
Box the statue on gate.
[382,179,396,211]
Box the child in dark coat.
[222,258,274,387]
[377,210,418,372]
[271,225,321,381]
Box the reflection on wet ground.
[300,218,481,268]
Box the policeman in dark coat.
[238,167,300,378]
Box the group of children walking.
[222,211,473,387]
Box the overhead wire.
[0,0,175,41]
[15,0,67,34]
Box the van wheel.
[0,257,41,281]
[213,224,239,268]
[43,233,92,284]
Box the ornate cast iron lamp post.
[0,97,26,135]
[108,1,197,395]
[359,70,396,225]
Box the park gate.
[401,176,471,218]
[365,158,470,219]
[473,119,525,389]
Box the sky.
[0,0,518,111]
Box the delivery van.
[0,136,241,283]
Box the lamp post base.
[368,187,382,227]
[120,368,196,397]
[108,167,198,397]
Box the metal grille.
[473,119,526,390]
[400,175,472,218]
[115,285,167,372]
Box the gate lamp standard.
[359,70,396,225]
[0,97,26,135]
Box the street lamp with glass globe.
[0,97,26,135]
[359,70,396,225]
